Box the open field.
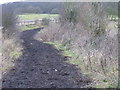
[18,14,118,21]
[18,14,59,20]
[18,14,59,31]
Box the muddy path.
[2,28,91,88]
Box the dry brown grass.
[2,36,23,74]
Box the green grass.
[18,14,59,20]
[9,51,22,59]
[44,41,78,60]
[108,15,119,21]
[43,41,78,57]
[20,25,44,31]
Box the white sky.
[0,0,23,4]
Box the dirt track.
[2,28,91,88]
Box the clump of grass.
[9,51,22,59]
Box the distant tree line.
[102,2,118,15]
[1,2,118,15]
[3,2,62,14]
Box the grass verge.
[20,25,44,31]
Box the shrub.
[41,18,49,26]
[2,3,18,39]
[60,2,77,24]
[77,2,107,37]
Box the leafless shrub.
[60,2,77,25]
[2,3,19,39]
[70,21,118,87]
[35,23,61,41]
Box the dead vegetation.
[2,4,22,73]
[36,2,118,88]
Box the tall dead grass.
[2,3,22,73]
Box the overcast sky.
[0,0,119,4]
[0,0,23,4]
